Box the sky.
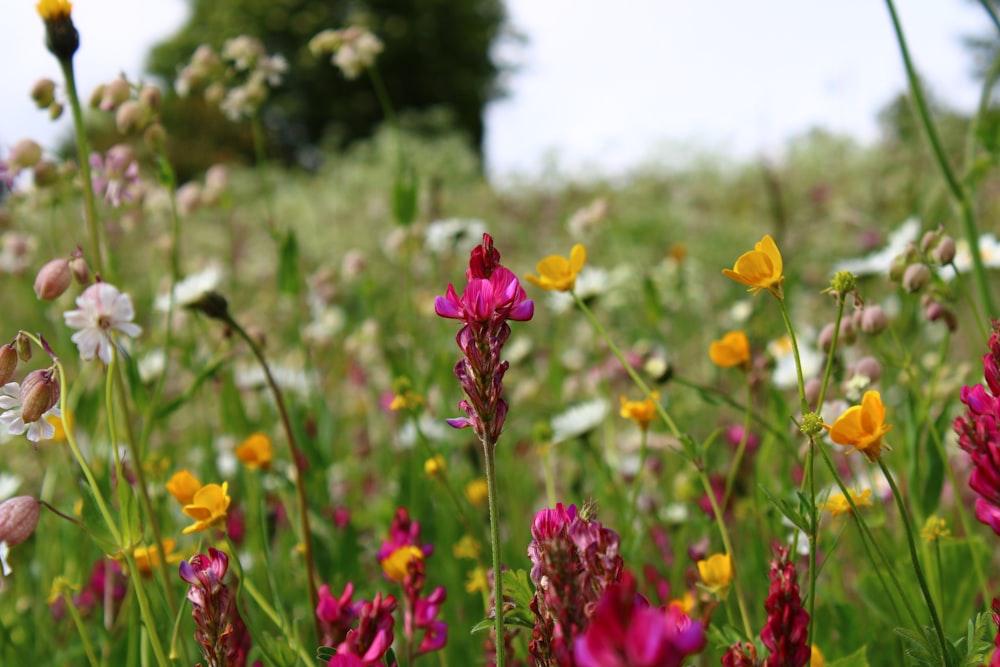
[0,0,991,178]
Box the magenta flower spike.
[760,546,810,667]
[954,323,1000,536]
[178,548,251,667]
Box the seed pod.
[33,258,72,300]
[0,496,40,547]
[19,369,59,423]
[0,345,17,386]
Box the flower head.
[121,539,182,578]
[525,244,587,292]
[761,546,811,667]
[824,390,893,462]
[182,482,231,534]
[63,282,142,364]
[380,545,424,582]
[234,432,273,470]
[0,380,61,443]
[710,330,751,368]
[723,234,784,298]
[89,145,140,207]
[310,27,384,80]
[619,392,659,430]
[37,0,72,19]
[166,469,202,505]
[821,488,873,516]
[697,552,733,598]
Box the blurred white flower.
[834,218,919,276]
[942,233,1000,281]
[566,197,609,238]
[234,363,312,398]
[768,334,821,391]
[545,266,611,314]
[302,307,346,345]
[137,349,167,383]
[0,473,21,502]
[156,264,224,311]
[552,398,609,444]
[64,282,142,364]
[0,382,60,443]
[424,217,487,255]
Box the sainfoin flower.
[435,234,533,446]
[179,548,251,667]
[723,234,784,298]
[63,282,142,364]
[824,390,892,462]
[572,570,706,667]
[525,244,586,292]
[760,546,810,667]
[953,323,1000,536]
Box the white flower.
[155,264,224,312]
[0,473,20,502]
[942,234,1000,281]
[63,282,142,364]
[137,349,167,383]
[834,218,920,277]
[424,218,487,255]
[0,541,9,576]
[768,335,822,391]
[566,197,609,238]
[0,382,60,442]
[546,266,610,314]
[551,398,609,444]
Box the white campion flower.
[63,282,142,364]
[155,264,223,312]
[834,218,920,277]
[0,382,60,442]
[551,398,610,444]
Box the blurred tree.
[146,0,512,175]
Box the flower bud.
[818,323,837,352]
[9,139,43,169]
[33,257,72,300]
[30,79,56,109]
[116,100,150,135]
[924,300,958,332]
[920,229,941,254]
[19,369,59,423]
[48,102,64,121]
[144,123,167,153]
[88,83,106,109]
[176,182,202,215]
[804,377,822,409]
[932,236,956,265]
[902,263,931,293]
[100,76,131,111]
[859,305,888,335]
[0,344,18,386]
[15,333,32,362]
[0,496,40,547]
[32,160,59,187]
[139,85,162,111]
[70,255,91,285]
[853,356,882,383]
[889,253,908,282]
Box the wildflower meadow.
[4,1,1000,666]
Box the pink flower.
[317,582,360,646]
[760,546,810,667]
[63,282,142,364]
[179,548,252,667]
[331,592,397,666]
[89,144,140,207]
[573,571,706,667]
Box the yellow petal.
[569,244,587,273]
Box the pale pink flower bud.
[33,257,72,300]
[920,229,941,254]
[100,76,131,111]
[9,139,42,169]
[18,369,59,424]
[932,236,956,265]
[116,100,150,135]
[818,323,836,352]
[139,85,162,111]
[924,300,957,332]
[31,79,56,109]
[853,356,882,382]
[0,344,18,386]
[0,496,40,547]
[144,123,167,152]
[70,255,91,285]
[804,377,822,409]
[902,263,931,293]
[32,160,59,187]
[176,182,202,215]
[860,305,888,335]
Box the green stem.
[884,0,996,318]
[58,57,106,277]
[224,314,320,641]
[122,552,170,667]
[877,458,951,666]
[776,298,809,416]
[722,377,753,508]
[482,440,505,667]
[63,591,101,667]
[978,0,1000,35]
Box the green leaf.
[384,647,398,666]
[501,569,538,630]
[116,479,142,549]
[759,485,809,533]
[79,482,120,554]
[277,229,301,295]
[392,161,418,226]
[826,645,869,667]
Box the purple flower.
[331,592,397,666]
[89,144,140,207]
[179,548,251,667]
[760,546,810,667]
[317,582,360,646]
[573,571,705,667]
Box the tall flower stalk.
[435,234,534,667]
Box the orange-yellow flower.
[709,331,751,368]
[464,477,488,507]
[181,482,231,534]
[722,234,784,298]
[619,392,659,430]
[46,409,72,442]
[166,469,202,505]
[36,0,72,20]
[235,432,273,470]
[424,454,446,476]
[811,645,825,667]
[119,539,183,577]
[697,552,733,598]
[525,244,586,292]
[823,390,892,462]
[380,545,423,582]
[821,488,872,516]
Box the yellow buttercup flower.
[46,409,72,442]
[453,534,481,560]
[811,645,825,667]
[697,552,733,598]
[380,545,423,582]
[166,469,202,505]
[464,477,488,507]
[722,234,784,298]
[118,539,183,578]
[821,488,872,516]
[709,330,751,368]
[235,432,273,470]
[525,244,586,292]
[619,392,659,430]
[920,515,950,542]
[424,454,446,476]
[824,390,892,462]
[36,0,72,20]
[465,566,489,594]
[181,482,231,534]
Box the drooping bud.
[920,228,942,254]
[0,344,18,386]
[88,83,106,109]
[32,160,59,186]
[33,257,72,300]
[139,85,162,111]
[924,300,958,332]
[902,263,931,293]
[8,139,43,170]
[48,102,64,120]
[69,254,90,285]
[19,368,59,423]
[0,496,40,547]
[852,356,882,383]
[932,236,956,265]
[99,77,131,111]
[859,305,888,335]
[15,332,32,362]
[116,100,150,135]
[31,78,57,109]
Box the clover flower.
[723,234,784,298]
[953,323,1000,536]
[824,390,893,462]
[525,244,586,292]
[181,482,231,534]
[63,282,142,364]
[572,570,706,667]
[710,330,751,368]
